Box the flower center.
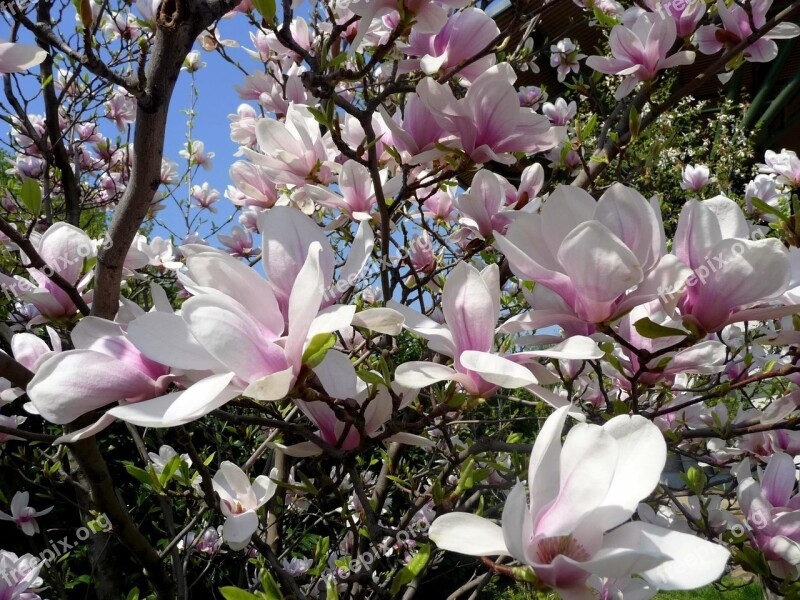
[535,535,591,565]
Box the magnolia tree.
[1,0,800,598]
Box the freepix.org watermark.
[0,513,112,585]
[656,229,771,305]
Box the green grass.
[655,582,761,600]
[481,578,762,599]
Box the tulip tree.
[1,0,800,598]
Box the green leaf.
[20,178,42,215]
[125,464,156,488]
[220,587,261,600]
[325,577,339,600]
[302,333,336,368]
[158,455,182,487]
[259,570,283,600]
[251,0,276,21]
[628,105,640,140]
[390,544,430,595]
[356,370,385,386]
[749,197,787,222]
[633,317,688,339]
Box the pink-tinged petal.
[557,221,643,322]
[493,226,576,303]
[183,253,283,335]
[285,242,325,369]
[442,262,496,357]
[459,350,537,388]
[618,254,692,317]
[610,522,729,590]
[767,22,800,39]
[693,25,724,55]
[518,336,604,361]
[386,300,455,355]
[0,42,47,73]
[182,295,289,382]
[659,50,695,69]
[313,350,358,399]
[11,333,50,371]
[214,461,256,508]
[585,55,634,74]
[674,199,723,270]
[595,183,662,272]
[564,537,668,580]
[528,405,571,516]
[692,238,790,331]
[765,535,800,565]
[704,196,749,239]
[52,413,118,444]
[662,340,727,374]
[29,350,158,424]
[252,468,278,507]
[745,38,778,62]
[242,367,295,401]
[333,221,375,303]
[35,222,92,284]
[394,361,473,390]
[592,416,666,531]
[307,305,356,340]
[761,452,796,508]
[126,311,223,371]
[541,186,596,262]
[429,513,510,556]
[108,375,240,428]
[351,308,404,335]
[259,207,334,315]
[535,424,617,537]
[502,481,534,563]
[223,511,259,550]
[339,160,374,212]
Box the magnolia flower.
[282,556,313,577]
[495,184,686,326]
[242,105,334,186]
[0,491,54,536]
[453,170,515,239]
[733,453,800,577]
[382,93,447,164]
[417,63,558,165]
[228,161,278,208]
[759,149,800,189]
[218,225,256,258]
[404,8,500,81]
[213,462,277,550]
[587,12,695,98]
[182,50,206,72]
[391,262,604,399]
[670,196,795,332]
[549,38,585,82]
[105,89,136,131]
[429,406,730,596]
[680,164,714,192]
[28,316,178,432]
[542,98,578,126]
[229,103,258,146]
[694,0,800,64]
[0,551,43,599]
[0,223,95,324]
[190,182,221,213]
[0,42,47,74]
[305,160,378,221]
[518,86,547,109]
[645,0,706,37]
[746,174,786,220]
[179,140,214,171]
